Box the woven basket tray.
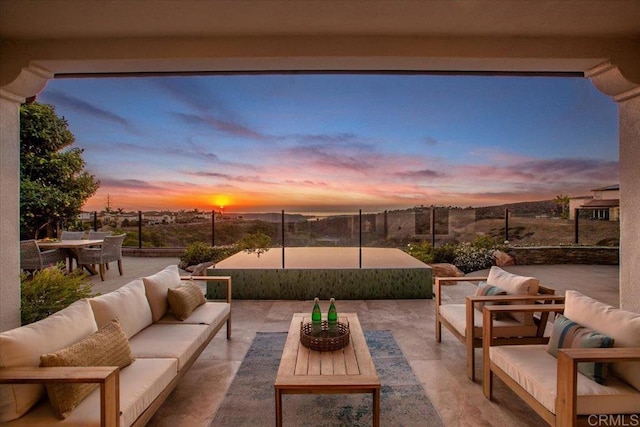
[300,320,350,352]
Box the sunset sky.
[37,73,618,215]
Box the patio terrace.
[91,256,619,426]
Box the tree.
[20,102,99,239]
[554,194,570,219]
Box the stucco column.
[587,62,640,313]
[0,65,52,331]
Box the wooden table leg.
[275,387,282,427]
[372,387,380,427]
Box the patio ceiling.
[2,0,639,40]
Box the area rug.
[211,330,443,426]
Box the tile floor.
[90,257,620,426]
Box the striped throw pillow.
[474,282,507,319]
[546,314,615,384]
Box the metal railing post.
[281,210,285,269]
[505,209,509,242]
[211,210,215,247]
[431,206,436,248]
[575,208,580,244]
[359,209,362,269]
[138,211,142,249]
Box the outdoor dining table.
[37,239,103,275]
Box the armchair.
[435,266,563,380]
[77,234,126,281]
[483,291,640,426]
[20,240,67,272]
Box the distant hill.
[474,200,558,219]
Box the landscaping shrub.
[432,243,457,264]
[452,242,495,273]
[20,265,95,325]
[236,232,272,257]
[180,241,240,268]
[404,241,434,264]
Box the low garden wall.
[506,246,618,265]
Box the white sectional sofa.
[0,265,231,427]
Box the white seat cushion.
[157,301,230,324]
[5,358,178,427]
[439,304,536,338]
[129,324,210,370]
[491,344,640,415]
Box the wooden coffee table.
[274,312,380,427]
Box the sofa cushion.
[143,265,181,322]
[546,314,614,384]
[490,344,640,415]
[89,279,153,339]
[39,318,134,419]
[167,281,206,321]
[128,324,210,370]
[6,358,178,427]
[564,290,640,391]
[0,299,98,423]
[157,301,230,326]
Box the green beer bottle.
[312,297,322,336]
[327,298,338,335]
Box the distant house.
[144,212,176,225]
[569,184,620,221]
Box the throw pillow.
[546,314,614,384]
[40,318,134,419]
[143,265,182,322]
[474,282,508,319]
[167,281,206,321]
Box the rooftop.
[93,256,619,425]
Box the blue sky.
[37,73,618,214]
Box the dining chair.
[87,231,112,240]
[60,230,85,240]
[20,239,67,272]
[77,234,126,281]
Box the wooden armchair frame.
[435,276,564,380]
[0,366,120,427]
[482,304,640,427]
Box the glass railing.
[70,207,619,250]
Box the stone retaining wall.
[507,246,618,265]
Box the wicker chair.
[60,230,85,240]
[77,234,126,281]
[87,231,112,240]
[20,239,67,272]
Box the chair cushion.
[546,314,614,384]
[0,299,98,423]
[143,265,182,322]
[40,318,134,419]
[491,344,640,415]
[486,266,539,324]
[89,279,153,339]
[438,304,532,339]
[564,290,640,391]
[167,281,206,321]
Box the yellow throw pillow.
[167,281,206,320]
[40,318,133,419]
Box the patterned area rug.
[211,330,443,426]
